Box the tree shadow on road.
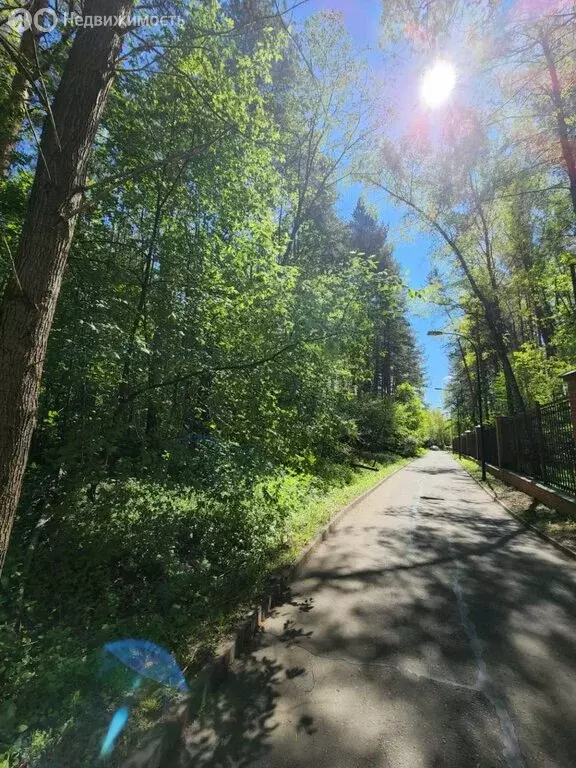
[117,648,284,768]
[406,465,461,476]
[295,494,576,766]
[118,597,316,768]
[124,481,576,768]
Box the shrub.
[347,396,398,451]
[1,474,311,762]
[393,433,420,457]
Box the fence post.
[495,416,505,468]
[475,425,483,465]
[534,403,547,483]
[464,429,473,458]
[511,415,520,472]
[562,369,576,441]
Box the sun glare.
[421,61,456,109]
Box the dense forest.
[0,0,575,763]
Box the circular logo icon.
[33,7,57,31]
[6,8,32,32]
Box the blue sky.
[294,0,451,410]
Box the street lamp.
[428,330,486,480]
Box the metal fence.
[507,407,543,481]
[454,397,576,497]
[538,399,576,495]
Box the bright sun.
[421,61,456,109]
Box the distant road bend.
[177,451,576,768]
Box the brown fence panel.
[453,398,576,497]
[483,425,498,465]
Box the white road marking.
[415,475,525,768]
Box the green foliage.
[394,383,427,440]
[511,342,567,405]
[349,396,397,451]
[348,383,429,457]
[422,409,451,447]
[0,454,408,766]
[4,0,576,759]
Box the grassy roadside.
[273,452,416,567]
[457,456,576,552]
[1,451,417,767]
[200,452,418,656]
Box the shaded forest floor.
[459,457,576,552]
[0,452,413,767]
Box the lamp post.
[428,330,486,480]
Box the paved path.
[180,452,576,768]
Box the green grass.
[0,451,417,767]
[199,452,417,649]
[457,456,576,551]
[277,453,414,564]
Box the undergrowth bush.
[348,394,423,457]
[0,469,322,764]
[0,452,406,765]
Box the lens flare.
[100,706,130,757]
[104,640,188,691]
[421,61,456,108]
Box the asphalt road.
[179,452,576,768]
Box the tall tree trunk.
[373,182,526,414]
[442,247,524,413]
[456,340,477,424]
[570,264,576,307]
[533,301,556,358]
[514,229,557,357]
[0,0,132,575]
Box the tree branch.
[120,329,342,404]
